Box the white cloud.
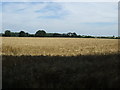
[1,0,119,2]
[2,2,118,36]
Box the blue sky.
[1,2,118,36]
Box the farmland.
[2,37,118,56]
[1,37,120,88]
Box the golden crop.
[1,37,118,56]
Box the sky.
[1,1,118,36]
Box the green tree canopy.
[4,30,11,37]
[35,30,46,37]
[19,31,26,37]
[72,32,77,37]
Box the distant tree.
[35,30,46,37]
[19,31,26,37]
[84,35,92,38]
[11,32,19,37]
[53,33,61,37]
[72,32,77,37]
[4,30,11,37]
[46,33,54,37]
[60,33,68,37]
[25,33,29,37]
[116,37,120,39]
[112,35,115,39]
[67,32,73,37]
[77,35,82,38]
[29,34,35,37]
[67,32,77,37]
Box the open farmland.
[2,37,120,88]
[2,37,118,56]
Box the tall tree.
[19,31,26,37]
[4,30,11,37]
[72,32,77,37]
[35,30,46,37]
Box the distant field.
[2,37,118,56]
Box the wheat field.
[1,37,118,56]
[2,37,119,88]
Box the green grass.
[2,53,120,88]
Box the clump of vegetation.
[1,30,119,39]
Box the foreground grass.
[2,54,120,88]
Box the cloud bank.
[1,0,119,2]
[1,2,118,36]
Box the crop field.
[1,37,120,88]
[2,37,118,56]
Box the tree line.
[1,30,119,39]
